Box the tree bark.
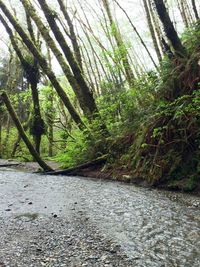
[191,0,199,20]
[177,0,189,27]
[57,0,83,70]
[37,0,100,118]
[26,13,45,154]
[113,0,158,69]
[0,120,2,158]
[46,155,107,175]
[154,0,186,57]
[0,91,52,171]
[20,0,89,118]
[102,0,135,87]
[0,1,85,130]
[143,0,162,61]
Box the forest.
[0,0,199,191]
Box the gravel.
[0,167,200,266]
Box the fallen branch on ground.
[46,155,108,176]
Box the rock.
[5,208,11,211]
[192,201,199,207]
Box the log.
[0,163,20,167]
[46,155,108,176]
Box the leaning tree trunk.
[177,0,189,27]
[57,0,83,70]
[0,1,85,130]
[113,0,158,69]
[0,120,2,158]
[0,91,52,171]
[20,0,90,119]
[191,0,199,20]
[0,12,45,154]
[143,0,162,61]
[154,0,186,57]
[102,0,135,87]
[37,0,101,117]
[37,0,109,135]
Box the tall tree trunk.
[30,80,44,154]
[154,0,186,57]
[113,0,158,69]
[20,0,87,117]
[37,0,100,117]
[0,120,2,158]
[1,12,45,154]
[37,0,109,135]
[177,0,189,27]
[46,87,54,157]
[0,2,85,130]
[0,91,52,171]
[2,116,11,158]
[147,0,164,55]
[102,0,135,87]
[26,13,45,154]
[143,0,162,61]
[57,0,83,70]
[20,0,106,131]
[191,0,199,20]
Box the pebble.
[0,169,199,267]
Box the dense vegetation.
[0,0,199,191]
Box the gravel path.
[0,167,200,267]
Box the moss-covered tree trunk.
[102,0,135,87]
[26,14,45,154]
[30,80,44,154]
[20,0,89,119]
[37,0,109,135]
[0,91,52,171]
[37,0,104,120]
[143,0,162,61]
[0,0,85,130]
[0,12,45,154]
[154,0,186,57]
[57,0,83,70]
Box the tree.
[0,91,52,171]
[143,0,162,61]
[57,0,83,70]
[154,0,186,57]
[0,0,85,130]
[0,13,45,154]
[191,0,199,20]
[37,0,103,122]
[101,0,135,87]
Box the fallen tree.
[46,155,108,176]
[0,163,20,167]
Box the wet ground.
[0,167,200,267]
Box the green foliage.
[127,89,200,185]
[98,71,158,134]
[53,129,89,168]
[182,21,200,53]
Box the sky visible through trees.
[0,0,199,188]
[0,0,193,73]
